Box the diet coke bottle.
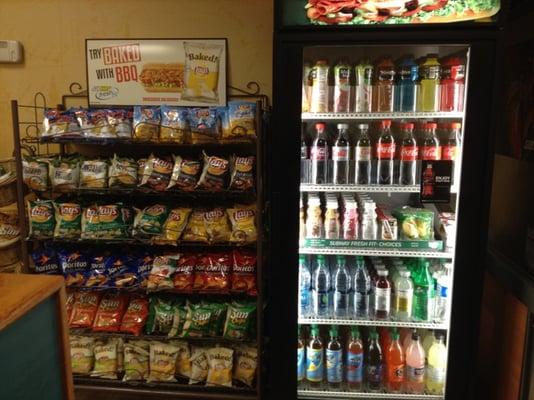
[311,122,329,184]
[332,123,350,184]
[354,124,372,185]
[375,120,396,185]
[399,122,418,185]
[420,122,441,161]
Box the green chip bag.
[54,202,82,238]
[168,305,187,338]
[181,302,213,338]
[205,302,228,337]
[134,204,170,236]
[223,301,256,340]
[28,200,55,238]
[146,297,176,335]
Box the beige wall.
[0,0,273,157]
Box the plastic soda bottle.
[440,56,465,112]
[354,61,373,113]
[374,269,391,320]
[418,54,441,112]
[394,270,414,321]
[394,55,418,112]
[334,60,352,113]
[373,57,395,112]
[420,122,441,161]
[354,123,372,184]
[375,120,396,185]
[412,259,435,321]
[353,256,371,318]
[333,255,352,318]
[299,255,312,318]
[310,60,330,113]
[346,326,364,390]
[326,325,343,389]
[310,122,329,184]
[297,325,306,383]
[426,332,447,394]
[312,255,331,317]
[332,123,350,184]
[398,122,418,186]
[405,332,426,394]
[365,329,383,392]
[306,324,324,386]
[386,329,405,393]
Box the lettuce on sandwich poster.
[303,0,500,25]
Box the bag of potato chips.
[182,209,209,242]
[204,207,231,243]
[70,336,95,374]
[28,200,55,238]
[228,101,257,139]
[196,153,229,192]
[157,207,192,244]
[182,42,223,104]
[79,159,108,189]
[189,346,209,384]
[233,345,258,387]
[206,347,233,387]
[167,156,201,191]
[108,155,138,188]
[133,106,160,141]
[160,106,189,143]
[147,341,179,382]
[227,205,257,243]
[54,202,82,238]
[123,341,149,381]
[173,340,192,378]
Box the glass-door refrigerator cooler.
[269,15,501,400]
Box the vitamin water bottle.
[326,325,343,389]
[297,325,306,384]
[418,54,441,112]
[306,324,324,387]
[346,326,364,390]
[426,332,447,394]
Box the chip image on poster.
[86,39,227,107]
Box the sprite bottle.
[412,258,434,321]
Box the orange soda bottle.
[386,329,405,393]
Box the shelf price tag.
[420,160,452,204]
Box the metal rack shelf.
[298,317,448,330]
[70,330,257,344]
[299,247,453,259]
[26,237,255,248]
[298,389,443,399]
[301,111,464,120]
[300,183,421,193]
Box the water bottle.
[353,256,371,318]
[312,255,331,317]
[299,255,312,317]
[333,255,352,318]
[361,202,377,240]
[434,263,452,323]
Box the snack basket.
[0,157,17,207]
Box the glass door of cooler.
[297,44,469,400]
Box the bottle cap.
[337,123,349,130]
[425,122,437,130]
[380,120,392,129]
[315,122,326,131]
[412,332,420,341]
[351,326,361,338]
[401,122,414,131]
[317,255,326,262]
[400,270,411,277]
[357,123,369,130]
[450,122,462,129]
[377,269,389,276]
[317,60,328,65]
[329,325,339,337]
[336,255,346,263]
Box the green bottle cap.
[391,331,400,340]
[317,255,326,262]
[329,325,339,337]
[336,255,345,263]
[311,324,319,335]
[299,255,305,262]
[351,326,360,338]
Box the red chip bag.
[193,254,210,292]
[92,293,129,332]
[203,252,231,293]
[120,296,149,336]
[65,291,75,322]
[69,291,102,329]
[231,250,257,296]
[173,254,196,293]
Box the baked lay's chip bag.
[91,338,121,379]
[206,347,233,387]
[28,200,55,238]
[189,346,209,384]
[120,296,149,336]
[233,345,258,387]
[196,153,229,192]
[123,341,149,381]
[229,156,255,191]
[182,209,209,243]
[70,336,95,374]
[173,340,192,378]
[147,341,179,382]
[227,205,257,243]
[204,207,231,243]
[93,293,129,332]
[54,202,82,238]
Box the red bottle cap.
[380,120,392,129]
[450,122,462,129]
[315,122,326,130]
[401,122,414,130]
[425,122,437,130]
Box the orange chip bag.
[69,291,102,329]
[120,296,149,336]
[173,254,196,293]
[93,293,129,332]
[182,209,209,243]
[227,205,257,243]
[204,207,231,243]
[66,291,75,321]
[203,253,231,293]
[231,250,257,296]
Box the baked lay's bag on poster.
[182,42,223,104]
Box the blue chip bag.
[227,101,256,139]
[134,254,154,290]
[31,248,60,274]
[133,106,160,141]
[85,255,114,288]
[160,106,190,143]
[108,256,137,289]
[188,107,220,144]
[59,249,88,287]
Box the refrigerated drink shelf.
[300,183,421,193]
[300,247,453,259]
[298,317,448,330]
[301,112,464,120]
[298,389,443,399]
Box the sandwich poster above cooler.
[86,39,227,107]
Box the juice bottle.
[403,328,416,353]
[394,55,418,112]
[306,324,324,387]
[374,269,391,320]
[354,61,373,113]
[326,325,343,389]
[365,329,383,392]
[379,327,392,355]
[297,325,306,384]
[423,330,436,362]
[440,56,465,112]
[426,332,447,394]
[386,329,405,393]
[405,332,425,394]
[333,60,352,113]
[372,57,395,112]
[394,270,414,321]
[310,60,330,113]
[346,326,364,390]
[418,54,441,112]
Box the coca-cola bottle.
[422,164,435,197]
[442,122,460,183]
[311,122,329,184]
[332,123,350,184]
[399,122,418,185]
[354,124,372,185]
[375,120,395,185]
[301,126,309,183]
[420,122,441,161]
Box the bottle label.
[400,146,418,161]
[314,290,330,314]
[376,143,396,159]
[407,365,426,383]
[422,65,441,80]
[354,292,369,315]
[332,146,349,161]
[334,293,350,312]
[346,352,363,383]
[335,67,351,89]
[375,287,391,312]
[414,287,433,320]
[306,347,323,382]
[326,349,343,383]
[355,146,371,161]
[387,363,405,383]
[421,146,441,160]
[301,146,308,160]
[299,285,310,313]
[297,348,305,381]
[378,69,395,82]
[442,145,456,160]
[450,65,465,80]
[311,146,327,161]
[396,288,413,312]
[427,365,446,383]
[366,364,383,383]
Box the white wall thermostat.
[0,41,23,63]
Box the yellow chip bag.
[91,339,120,379]
[123,341,150,382]
[204,207,231,243]
[172,340,192,378]
[189,346,209,384]
[227,205,257,243]
[148,342,180,382]
[182,42,223,103]
[206,347,233,387]
[159,207,192,243]
[70,336,95,374]
[182,209,209,243]
[233,345,258,387]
